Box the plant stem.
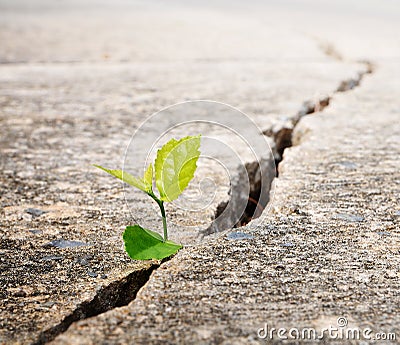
[149,192,168,242]
[159,201,168,242]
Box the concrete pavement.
[1,0,399,344]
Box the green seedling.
[94,135,201,260]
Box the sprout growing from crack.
[94,135,201,260]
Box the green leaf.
[93,165,152,193]
[123,225,182,260]
[143,163,153,188]
[155,135,201,202]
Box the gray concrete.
[54,65,400,344]
[52,63,400,345]
[1,0,399,344]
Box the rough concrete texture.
[50,63,400,344]
[1,0,400,344]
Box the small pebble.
[44,239,89,249]
[338,161,357,169]
[41,255,63,261]
[25,208,47,217]
[280,242,295,247]
[29,229,42,235]
[88,271,98,278]
[76,257,89,266]
[41,301,56,308]
[333,213,364,222]
[226,232,254,241]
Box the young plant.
[94,135,201,260]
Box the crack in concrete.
[336,61,374,92]
[272,60,374,176]
[39,56,375,344]
[35,263,162,344]
[209,159,275,231]
[210,60,374,231]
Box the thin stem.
[148,192,168,242]
[159,201,168,242]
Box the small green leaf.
[123,225,182,260]
[143,163,153,188]
[155,135,201,202]
[94,165,152,193]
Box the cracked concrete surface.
[51,63,400,345]
[1,0,399,344]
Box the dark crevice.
[34,261,166,344]
[238,188,262,227]
[337,62,373,92]
[234,161,269,228]
[272,62,373,177]
[262,94,332,180]
[38,60,375,343]
[203,158,275,234]
[209,61,374,230]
